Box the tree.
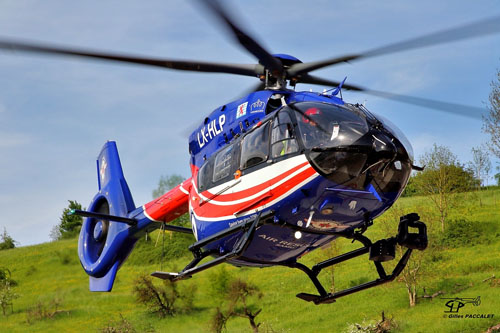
[210,278,263,333]
[0,228,17,250]
[51,200,84,240]
[468,145,491,187]
[412,144,476,232]
[0,268,19,316]
[132,274,196,317]
[483,69,500,158]
[152,174,185,199]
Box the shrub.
[132,274,196,317]
[101,314,139,333]
[0,228,17,250]
[210,278,263,333]
[437,219,484,247]
[0,268,19,316]
[25,295,67,324]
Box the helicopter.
[1,1,499,305]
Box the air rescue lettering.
[197,114,226,148]
[258,234,303,249]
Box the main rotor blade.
[288,14,500,76]
[299,74,485,119]
[199,0,283,75]
[0,38,264,77]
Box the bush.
[208,266,235,300]
[51,200,84,241]
[55,249,77,265]
[132,274,196,317]
[25,295,67,324]
[437,219,485,247]
[0,228,17,250]
[101,314,141,333]
[210,278,263,333]
[345,311,397,333]
[0,268,19,316]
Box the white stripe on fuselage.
[192,166,320,222]
[197,155,311,206]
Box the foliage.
[210,278,263,333]
[152,174,185,199]
[468,145,492,187]
[1,189,500,332]
[483,68,500,158]
[208,266,235,301]
[401,176,418,197]
[375,203,436,307]
[345,312,397,333]
[397,248,424,307]
[25,296,67,324]
[0,268,19,316]
[0,267,17,287]
[411,144,476,231]
[0,280,19,316]
[100,314,146,333]
[140,174,194,266]
[132,274,196,318]
[51,200,84,240]
[0,228,17,250]
[437,219,486,247]
[55,249,77,265]
[127,226,194,266]
[319,241,341,293]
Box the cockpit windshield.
[289,102,369,150]
[373,113,414,163]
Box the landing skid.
[152,211,273,282]
[292,213,427,305]
[152,212,427,305]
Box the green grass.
[1,188,500,332]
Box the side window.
[240,122,270,169]
[271,111,299,158]
[197,158,214,192]
[213,144,235,182]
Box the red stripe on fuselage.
[199,161,309,202]
[193,165,317,218]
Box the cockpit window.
[291,102,369,150]
[240,122,271,169]
[271,111,299,158]
[373,113,414,163]
[213,144,236,182]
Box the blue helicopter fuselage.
[187,89,413,267]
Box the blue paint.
[367,184,382,202]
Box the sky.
[0,0,499,246]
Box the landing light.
[294,231,302,239]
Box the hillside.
[1,189,499,332]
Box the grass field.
[1,188,499,332]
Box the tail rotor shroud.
[78,141,138,292]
